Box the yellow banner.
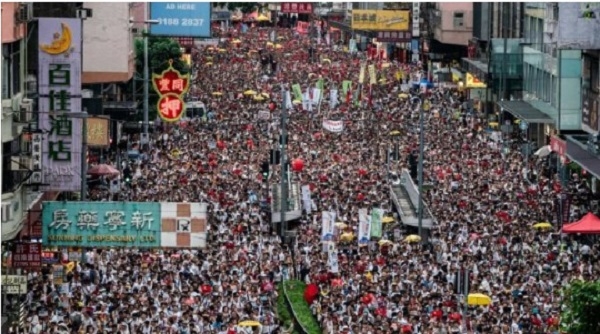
[368,64,376,85]
[359,64,366,84]
[351,10,410,31]
[87,117,110,147]
[466,73,487,88]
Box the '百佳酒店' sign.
[38,18,83,192]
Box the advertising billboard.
[351,10,410,31]
[281,3,313,14]
[557,3,600,49]
[42,202,208,248]
[150,2,211,38]
[37,18,83,192]
[465,73,487,88]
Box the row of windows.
[523,63,558,107]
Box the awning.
[497,100,555,124]
[565,136,600,179]
[18,191,61,240]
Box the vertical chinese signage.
[42,202,208,248]
[37,18,83,192]
[1,275,28,294]
[152,60,190,122]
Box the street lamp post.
[130,17,160,147]
[417,93,430,238]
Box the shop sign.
[465,72,487,88]
[376,31,412,43]
[412,2,420,37]
[550,135,567,158]
[12,243,42,269]
[152,60,190,122]
[42,202,209,248]
[1,275,28,294]
[37,18,83,192]
[582,90,599,135]
[281,3,313,14]
[352,10,410,31]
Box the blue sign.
[150,2,211,38]
[42,202,161,248]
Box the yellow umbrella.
[231,39,242,44]
[244,90,257,96]
[275,44,283,49]
[378,239,394,246]
[218,48,227,53]
[207,46,215,51]
[404,234,422,243]
[467,293,492,306]
[382,216,395,224]
[381,62,391,69]
[256,14,270,22]
[389,130,401,137]
[292,99,301,104]
[212,92,223,96]
[334,222,348,229]
[205,56,213,60]
[277,36,286,40]
[238,320,261,327]
[261,92,270,98]
[398,93,409,99]
[340,232,355,241]
[533,222,552,230]
[205,62,213,66]
[253,95,265,101]
[321,58,331,64]
[266,42,274,47]
[379,79,387,84]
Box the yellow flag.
[359,64,366,84]
[368,64,376,85]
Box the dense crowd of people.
[19,22,600,334]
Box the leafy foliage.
[276,283,299,334]
[227,2,260,14]
[133,35,188,120]
[284,280,322,334]
[561,280,600,334]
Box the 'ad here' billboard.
[43,202,208,248]
[150,2,211,38]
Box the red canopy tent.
[561,212,600,234]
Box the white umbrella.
[534,145,552,158]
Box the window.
[453,12,464,28]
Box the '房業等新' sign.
[42,202,209,248]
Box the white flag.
[358,208,371,245]
[326,33,331,46]
[330,89,338,109]
[321,211,334,242]
[285,91,292,109]
[312,88,321,105]
[301,185,312,213]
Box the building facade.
[423,2,473,62]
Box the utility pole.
[143,28,150,147]
[417,94,426,238]
[280,84,288,239]
[80,111,88,201]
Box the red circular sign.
[157,93,185,122]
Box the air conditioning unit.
[15,3,32,22]
[1,203,13,223]
[17,99,33,123]
[28,171,43,185]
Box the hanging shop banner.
[42,202,208,248]
[370,208,383,238]
[1,275,28,294]
[351,10,410,31]
[12,243,42,269]
[358,208,371,245]
[322,120,344,133]
[87,116,110,147]
[38,18,83,192]
[150,2,211,38]
[376,31,412,43]
[465,72,486,88]
[152,60,191,122]
[281,3,313,14]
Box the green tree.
[133,35,189,120]
[561,280,600,334]
[227,2,259,13]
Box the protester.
[21,23,599,334]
